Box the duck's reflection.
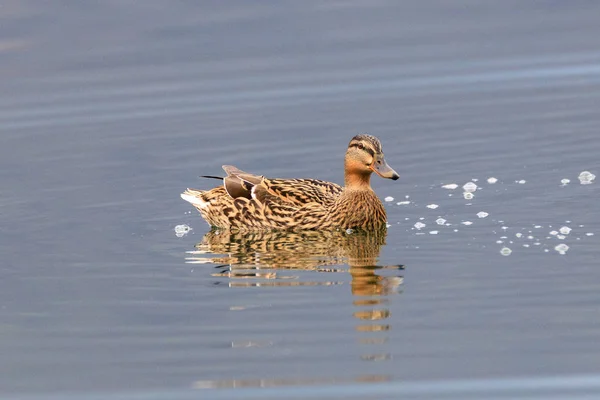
[186,228,404,370]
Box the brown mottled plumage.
[181,134,399,230]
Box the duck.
[180,134,399,230]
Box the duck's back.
[263,178,343,208]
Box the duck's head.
[344,134,399,187]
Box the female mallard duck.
[181,134,399,230]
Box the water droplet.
[174,224,192,238]
[559,226,572,235]
[384,196,394,202]
[500,247,512,256]
[578,171,596,185]
[463,182,478,192]
[442,183,458,190]
[476,211,489,218]
[554,243,569,255]
[487,177,498,184]
[414,222,426,230]
[435,218,447,225]
[426,204,439,209]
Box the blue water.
[1,1,599,398]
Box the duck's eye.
[357,143,365,150]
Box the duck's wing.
[222,165,343,207]
[262,178,343,207]
[222,165,263,199]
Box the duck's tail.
[180,188,210,209]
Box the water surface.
[1,1,600,397]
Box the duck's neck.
[344,171,373,190]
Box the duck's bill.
[371,156,400,180]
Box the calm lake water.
[1,1,600,398]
